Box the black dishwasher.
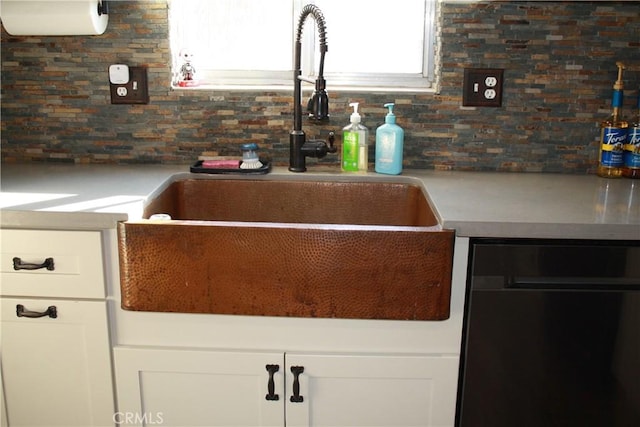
[456,238,640,427]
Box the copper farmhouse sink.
[118,174,454,320]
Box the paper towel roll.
[1,0,108,36]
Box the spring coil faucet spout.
[289,4,336,172]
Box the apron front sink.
[118,174,454,320]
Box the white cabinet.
[114,346,458,427]
[115,347,283,427]
[285,353,458,427]
[0,229,114,427]
[1,298,113,427]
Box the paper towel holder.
[98,1,109,16]
[1,0,110,36]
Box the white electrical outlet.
[485,76,497,87]
[484,89,497,99]
[109,66,150,105]
[463,68,504,107]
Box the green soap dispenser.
[342,102,369,172]
[375,103,404,175]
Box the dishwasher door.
[457,239,640,427]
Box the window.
[169,0,437,91]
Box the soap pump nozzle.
[384,103,396,124]
[349,102,362,124]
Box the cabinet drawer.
[1,297,114,426]
[0,229,105,298]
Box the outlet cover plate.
[109,66,149,104]
[462,68,504,107]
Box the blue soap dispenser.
[375,103,404,175]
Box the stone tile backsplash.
[1,1,639,173]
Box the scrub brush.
[240,143,264,169]
[240,158,264,169]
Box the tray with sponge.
[190,157,271,175]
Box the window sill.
[171,83,437,94]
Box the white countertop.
[1,163,638,240]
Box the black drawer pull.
[13,257,55,271]
[290,366,304,403]
[265,364,280,401]
[16,304,57,319]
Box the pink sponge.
[202,159,240,169]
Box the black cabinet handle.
[290,366,304,403]
[265,364,280,401]
[13,257,55,271]
[16,304,57,319]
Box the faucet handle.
[326,131,337,153]
[301,131,337,159]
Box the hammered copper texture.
[143,180,439,226]
[118,221,454,320]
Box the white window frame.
[169,0,438,92]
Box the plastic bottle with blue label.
[375,103,404,175]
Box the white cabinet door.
[285,353,459,427]
[0,298,114,427]
[114,346,284,427]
